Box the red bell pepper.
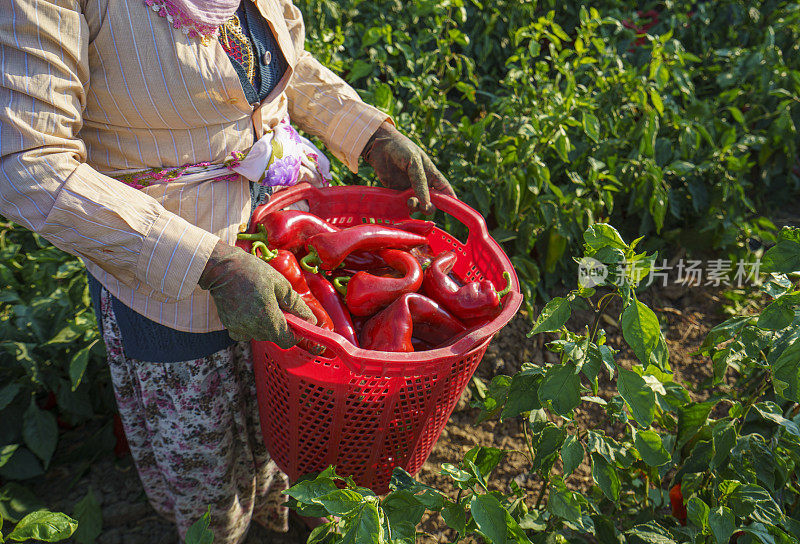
[302,270,359,347]
[333,249,423,317]
[669,484,687,525]
[360,293,466,352]
[301,225,428,272]
[238,210,338,252]
[423,251,511,324]
[250,241,334,332]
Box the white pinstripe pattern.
[1,0,389,332]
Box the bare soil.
[30,282,731,544]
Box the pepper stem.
[300,251,320,274]
[333,276,351,296]
[236,223,269,243]
[251,241,277,261]
[496,272,512,297]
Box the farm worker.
[0,0,455,540]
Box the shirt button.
[228,97,238,105]
[263,50,272,65]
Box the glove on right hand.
[199,241,316,347]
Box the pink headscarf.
[145,0,240,42]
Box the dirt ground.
[29,281,732,544]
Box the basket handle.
[283,313,366,371]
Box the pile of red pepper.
[236,210,512,353]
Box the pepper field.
[1,1,800,543]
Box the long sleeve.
[277,0,391,173]
[0,0,218,303]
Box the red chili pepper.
[251,242,334,332]
[390,219,435,236]
[669,484,687,525]
[333,249,423,317]
[238,210,339,252]
[422,251,511,323]
[410,337,435,351]
[303,270,359,347]
[301,225,428,272]
[340,250,386,271]
[360,293,466,352]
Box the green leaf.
[340,503,382,544]
[582,112,601,143]
[72,488,102,544]
[69,341,96,392]
[286,475,339,503]
[625,521,676,544]
[561,435,584,476]
[591,453,620,502]
[314,489,365,516]
[548,485,582,522]
[8,510,77,542]
[0,448,43,481]
[649,89,664,115]
[757,293,800,331]
[373,84,393,113]
[389,521,416,544]
[44,323,83,346]
[0,446,18,469]
[381,490,424,529]
[771,338,800,402]
[348,59,373,82]
[501,370,542,419]
[708,506,735,544]
[761,229,800,274]
[584,224,627,251]
[553,128,570,162]
[621,299,666,368]
[729,106,745,125]
[441,501,467,536]
[538,363,581,415]
[617,367,656,428]
[22,401,57,468]
[184,507,213,544]
[0,483,43,524]
[676,401,716,449]
[634,429,669,466]
[529,424,566,475]
[742,522,795,544]
[527,297,570,336]
[728,484,783,525]
[711,421,737,469]
[0,384,21,411]
[752,402,800,437]
[469,495,507,544]
[687,496,710,530]
[463,447,505,480]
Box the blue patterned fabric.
[230,1,288,104]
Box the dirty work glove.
[198,241,316,346]
[362,122,456,214]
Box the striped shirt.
[0,0,389,332]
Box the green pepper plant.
[284,224,800,544]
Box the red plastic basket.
[247,183,522,493]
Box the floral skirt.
[97,286,289,543]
